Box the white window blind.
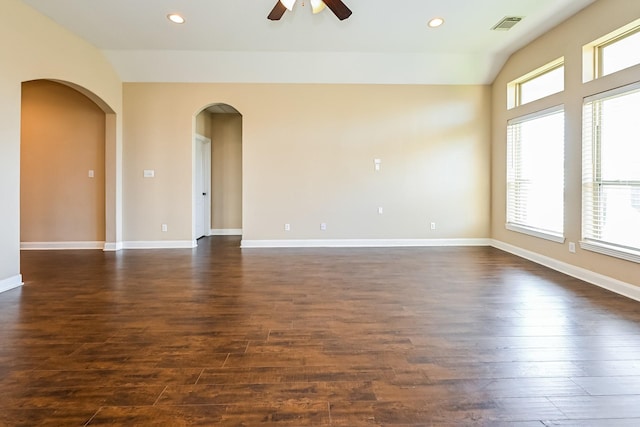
[507,107,565,241]
[582,83,640,261]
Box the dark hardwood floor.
[1,236,640,426]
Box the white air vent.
[491,16,523,31]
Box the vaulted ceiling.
[23,0,597,84]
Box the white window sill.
[505,223,565,243]
[580,240,640,264]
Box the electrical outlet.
[320,222,327,231]
[569,242,576,253]
[284,223,291,231]
[161,224,168,232]
[430,222,436,230]
[378,207,383,215]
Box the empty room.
[1,0,640,425]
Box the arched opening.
[20,79,118,250]
[194,103,243,242]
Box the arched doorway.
[194,104,243,242]
[20,79,117,250]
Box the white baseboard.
[122,240,197,249]
[0,274,23,294]
[491,239,640,302]
[210,229,243,236]
[240,238,491,249]
[103,241,124,251]
[21,241,105,250]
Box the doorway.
[20,80,107,249]
[194,104,243,242]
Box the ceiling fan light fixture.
[311,0,327,14]
[269,0,351,21]
[280,0,297,11]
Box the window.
[598,28,640,77]
[582,83,640,262]
[519,65,564,105]
[507,107,565,242]
[507,58,564,109]
[583,19,640,82]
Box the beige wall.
[211,113,242,231]
[0,0,122,287]
[21,80,106,243]
[195,111,211,137]
[123,83,491,242]
[491,0,640,287]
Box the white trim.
[210,228,243,236]
[0,274,23,294]
[584,80,640,102]
[505,223,565,243]
[507,104,565,124]
[240,238,491,249]
[580,240,640,264]
[103,241,124,252]
[491,239,640,302]
[122,240,197,249]
[20,241,105,250]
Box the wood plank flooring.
[1,236,640,426]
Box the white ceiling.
[23,0,597,84]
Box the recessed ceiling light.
[167,14,185,24]
[428,17,444,28]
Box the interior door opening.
[194,104,243,243]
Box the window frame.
[583,18,640,82]
[596,26,640,78]
[517,64,565,106]
[507,57,564,109]
[581,82,640,263]
[506,105,566,243]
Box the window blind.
[507,107,565,240]
[582,83,640,258]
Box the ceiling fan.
[268,0,352,21]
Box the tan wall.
[0,0,121,285]
[195,111,211,137]
[21,80,106,242]
[123,83,491,242]
[211,113,242,230]
[491,0,640,286]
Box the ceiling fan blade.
[267,1,287,20]
[322,0,352,20]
